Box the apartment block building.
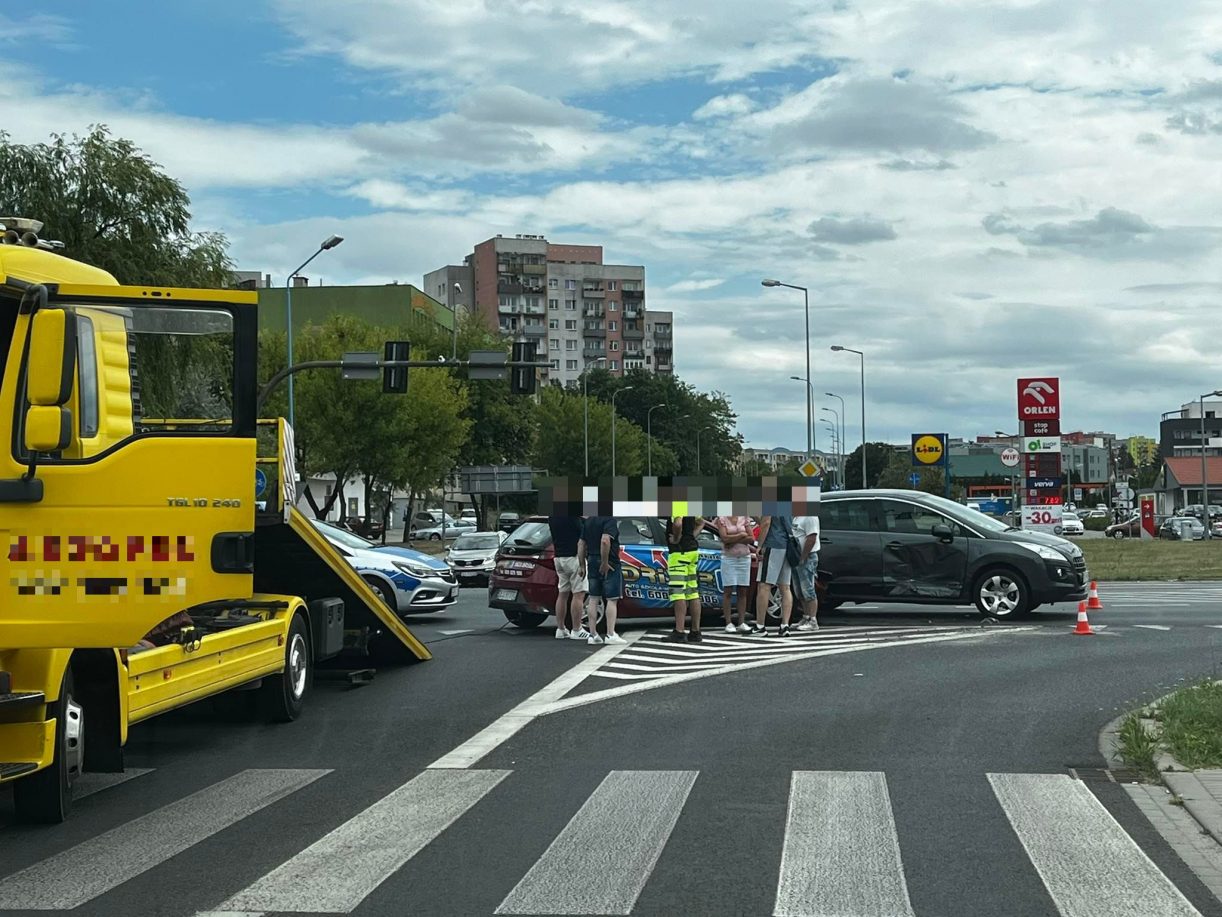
[425,234,673,387]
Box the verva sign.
[1018,377,1060,420]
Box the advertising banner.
[1022,436,1061,454]
[1022,505,1064,534]
[911,434,948,467]
[1140,495,1157,539]
[1018,378,1061,421]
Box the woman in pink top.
[715,515,755,633]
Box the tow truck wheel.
[263,612,311,723]
[14,667,83,825]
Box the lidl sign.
[912,433,948,467]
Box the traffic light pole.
[257,356,550,414]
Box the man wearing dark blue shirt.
[578,515,624,646]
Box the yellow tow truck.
[0,218,431,823]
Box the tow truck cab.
[0,220,428,824]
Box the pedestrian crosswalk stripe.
[215,768,509,914]
[73,767,155,800]
[496,771,697,916]
[989,773,1201,917]
[1133,625,1174,631]
[0,768,328,911]
[775,771,915,917]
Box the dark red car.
[488,516,803,629]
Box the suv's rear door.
[818,498,883,599]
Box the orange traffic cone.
[1073,601,1095,635]
[1087,581,1104,611]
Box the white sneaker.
[737,623,751,634]
[571,629,592,641]
[588,634,605,645]
[797,618,819,631]
[724,623,737,634]
[604,633,627,645]
[555,627,570,640]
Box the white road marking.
[428,632,642,769]
[0,769,328,911]
[438,628,474,635]
[1132,625,1173,631]
[214,768,509,914]
[496,770,696,915]
[774,771,914,917]
[989,773,1200,917]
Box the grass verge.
[1078,539,1222,581]
[1158,680,1222,769]
[1115,711,1160,780]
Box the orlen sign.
[1018,377,1060,420]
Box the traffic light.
[383,340,410,393]
[509,340,537,395]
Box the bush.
[1084,516,1110,531]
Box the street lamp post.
[821,421,839,486]
[611,386,635,477]
[764,280,813,456]
[1201,390,1222,529]
[996,430,1020,514]
[647,403,666,476]
[583,356,608,476]
[286,234,344,430]
[788,375,815,466]
[831,346,866,488]
[821,407,841,488]
[450,282,463,360]
[825,391,846,486]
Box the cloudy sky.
[5,2,1221,452]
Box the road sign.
[909,472,921,486]
[341,351,380,381]
[1001,447,1020,467]
[255,468,268,498]
[1018,377,1060,421]
[911,433,947,467]
[1074,488,1083,501]
[798,459,821,478]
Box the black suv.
[819,489,1088,618]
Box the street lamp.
[451,282,463,360]
[1201,390,1222,525]
[647,403,666,476]
[286,234,344,430]
[825,391,846,486]
[821,407,841,487]
[788,376,815,462]
[697,425,712,474]
[831,346,866,488]
[583,356,608,476]
[764,279,813,455]
[611,385,635,477]
[821,420,839,487]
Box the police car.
[311,518,459,615]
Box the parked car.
[1181,504,1222,522]
[446,530,509,585]
[345,515,385,539]
[1086,508,1108,520]
[310,518,458,614]
[411,520,475,542]
[410,510,470,532]
[1159,516,1206,541]
[497,512,523,534]
[488,516,768,629]
[1105,514,1143,539]
[459,508,478,524]
[816,490,1087,618]
[1060,512,1085,536]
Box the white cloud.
[692,94,756,121]
[664,278,726,293]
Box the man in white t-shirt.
[791,514,821,631]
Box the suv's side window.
[820,499,875,532]
[697,525,721,551]
[617,518,653,545]
[878,500,964,536]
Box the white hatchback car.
[1060,512,1085,536]
[445,530,509,585]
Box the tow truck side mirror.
[24,308,76,453]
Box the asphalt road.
[3,582,1222,916]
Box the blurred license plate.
[495,589,517,601]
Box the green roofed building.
[252,280,454,335]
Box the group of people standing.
[546,511,821,646]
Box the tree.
[874,450,965,500]
[581,367,741,474]
[0,126,234,287]
[532,387,672,478]
[844,443,900,489]
[258,314,470,527]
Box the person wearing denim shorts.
[578,515,624,646]
[791,514,821,631]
